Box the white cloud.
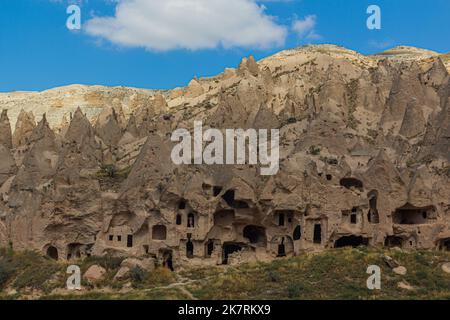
[84,0,288,51]
[292,15,320,40]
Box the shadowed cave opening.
[340,178,364,191]
[334,235,369,248]
[178,200,186,210]
[393,203,436,225]
[367,190,380,224]
[222,190,250,209]
[438,238,450,251]
[277,238,286,257]
[67,243,82,260]
[205,240,214,257]
[243,225,267,246]
[222,242,243,265]
[313,224,322,244]
[46,246,58,260]
[293,226,302,241]
[278,213,285,226]
[186,240,194,259]
[127,235,133,248]
[161,250,174,271]
[213,186,223,197]
[385,236,403,248]
[187,213,195,228]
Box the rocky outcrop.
[0,45,449,269]
[0,110,13,149]
[12,110,36,148]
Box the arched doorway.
[243,225,267,246]
[46,246,58,260]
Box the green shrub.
[309,145,321,155]
[130,266,147,284]
[0,259,15,289]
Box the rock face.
[84,265,106,282]
[0,45,449,270]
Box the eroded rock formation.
[0,45,449,269]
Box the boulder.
[121,257,155,272]
[83,265,106,282]
[441,262,450,274]
[393,266,407,275]
[397,281,414,291]
[114,266,131,281]
[383,255,399,269]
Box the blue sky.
[1,0,449,92]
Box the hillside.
[0,44,449,279]
[1,247,450,300]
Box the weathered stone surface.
[0,45,448,270]
[114,266,131,281]
[441,263,450,274]
[397,281,414,291]
[84,265,106,282]
[0,110,13,149]
[393,266,407,275]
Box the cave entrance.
[66,243,82,260]
[46,246,58,260]
[277,238,286,257]
[161,250,174,271]
[178,200,186,210]
[293,225,302,241]
[127,235,133,248]
[186,240,194,259]
[278,213,285,226]
[313,224,322,244]
[340,177,364,191]
[384,236,403,248]
[393,203,436,225]
[334,235,369,248]
[187,213,195,228]
[152,225,167,240]
[176,214,182,225]
[222,242,243,265]
[205,240,215,257]
[367,190,380,224]
[213,186,223,197]
[222,190,249,208]
[438,238,450,251]
[243,225,267,246]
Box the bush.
[0,260,15,289]
[287,282,304,299]
[82,255,124,271]
[130,266,147,286]
[309,145,321,156]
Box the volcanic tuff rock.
[0,45,449,269]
